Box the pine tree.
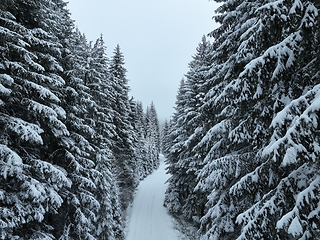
[86,35,116,150]
[145,102,161,171]
[195,1,268,237]
[223,1,320,239]
[109,44,138,209]
[94,149,124,240]
[130,100,149,179]
[164,79,191,215]
[88,36,124,239]
[164,36,213,224]
[58,31,125,239]
[160,118,170,155]
[130,100,161,180]
[0,0,72,238]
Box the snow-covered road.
[126,154,180,240]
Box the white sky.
[66,0,220,122]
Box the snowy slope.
[126,154,180,240]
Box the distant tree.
[130,100,149,179]
[145,102,160,170]
[160,118,170,155]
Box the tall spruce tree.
[130,100,149,179]
[88,36,124,239]
[109,45,138,209]
[59,31,125,239]
[164,79,191,215]
[164,36,213,224]
[0,0,73,238]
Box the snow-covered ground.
[126,154,181,240]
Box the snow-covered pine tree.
[194,1,268,238]
[145,102,161,171]
[160,118,170,155]
[0,0,71,238]
[109,45,138,209]
[178,36,213,224]
[94,149,124,240]
[58,30,125,239]
[164,79,191,215]
[164,36,213,225]
[1,0,141,238]
[130,100,149,179]
[130,100,161,180]
[88,35,125,239]
[85,35,117,150]
[166,0,319,239]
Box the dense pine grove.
[163,0,320,239]
[2,0,320,239]
[0,0,160,239]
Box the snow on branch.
[300,3,318,28]
[239,31,301,80]
[256,0,288,14]
[24,80,60,103]
[276,176,320,236]
[235,163,318,239]
[196,152,252,192]
[25,99,69,137]
[0,74,14,85]
[0,144,23,180]
[31,159,71,190]
[0,114,44,145]
[0,83,11,96]
[263,83,320,165]
[230,157,268,197]
[196,119,230,151]
[228,117,252,143]
[23,52,45,72]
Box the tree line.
[163,0,320,239]
[0,0,160,239]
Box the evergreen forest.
[163,0,320,239]
[1,0,320,240]
[0,0,160,239]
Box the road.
[126,154,180,240]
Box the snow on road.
[126,154,180,240]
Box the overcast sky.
[66,0,220,122]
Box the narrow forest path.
[126,154,181,240]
